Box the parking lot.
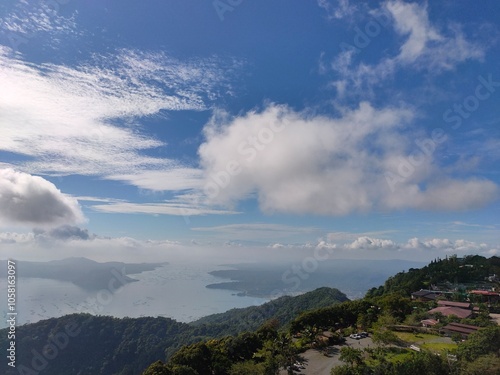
[280,336,374,375]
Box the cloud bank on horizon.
[0,0,499,260]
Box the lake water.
[0,262,269,329]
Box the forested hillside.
[192,287,349,336]
[366,255,500,297]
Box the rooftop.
[437,300,471,309]
[428,306,472,319]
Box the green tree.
[256,319,280,341]
[254,340,280,375]
[170,365,199,375]
[375,311,398,328]
[461,354,500,375]
[457,326,500,362]
[169,343,212,375]
[142,361,173,375]
[451,332,462,344]
[229,361,264,375]
[338,346,363,367]
[331,364,365,375]
[372,329,401,347]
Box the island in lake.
[0,257,167,290]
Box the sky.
[0,0,499,263]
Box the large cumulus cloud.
[197,103,497,215]
[0,168,84,227]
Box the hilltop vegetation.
[192,287,349,336]
[366,254,500,298]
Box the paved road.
[280,337,374,375]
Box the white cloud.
[0,168,84,227]
[330,0,485,97]
[107,168,204,192]
[91,202,239,217]
[1,228,498,263]
[0,47,237,191]
[75,196,128,204]
[317,235,497,255]
[316,240,337,250]
[346,236,396,249]
[269,243,285,249]
[0,231,35,244]
[1,1,78,37]
[383,178,498,212]
[0,231,184,263]
[327,230,397,242]
[317,0,358,20]
[386,0,441,63]
[196,103,497,215]
[192,223,319,241]
[35,225,95,241]
[387,1,484,68]
[404,237,490,253]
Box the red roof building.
[437,300,471,309]
[421,319,439,327]
[470,290,499,296]
[441,322,480,338]
[428,306,472,319]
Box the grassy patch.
[420,342,457,352]
[393,332,457,354]
[386,351,413,364]
[394,332,439,343]
[365,348,412,367]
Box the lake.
[0,262,269,328]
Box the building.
[411,290,442,301]
[441,322,480,338]
[428,306,472,319]
[469,290,500,304]
[420,319,439,327]
[437,300,471,309]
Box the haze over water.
[0,263,268,329]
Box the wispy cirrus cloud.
[91,202,240,217]
[107,169,205,192]
[317,0,359,20]
[0,47,239,191]
[0,0,79,36]
[192,223,320,241]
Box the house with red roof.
[428,306,472,319]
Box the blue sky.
[0,0,499,262]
